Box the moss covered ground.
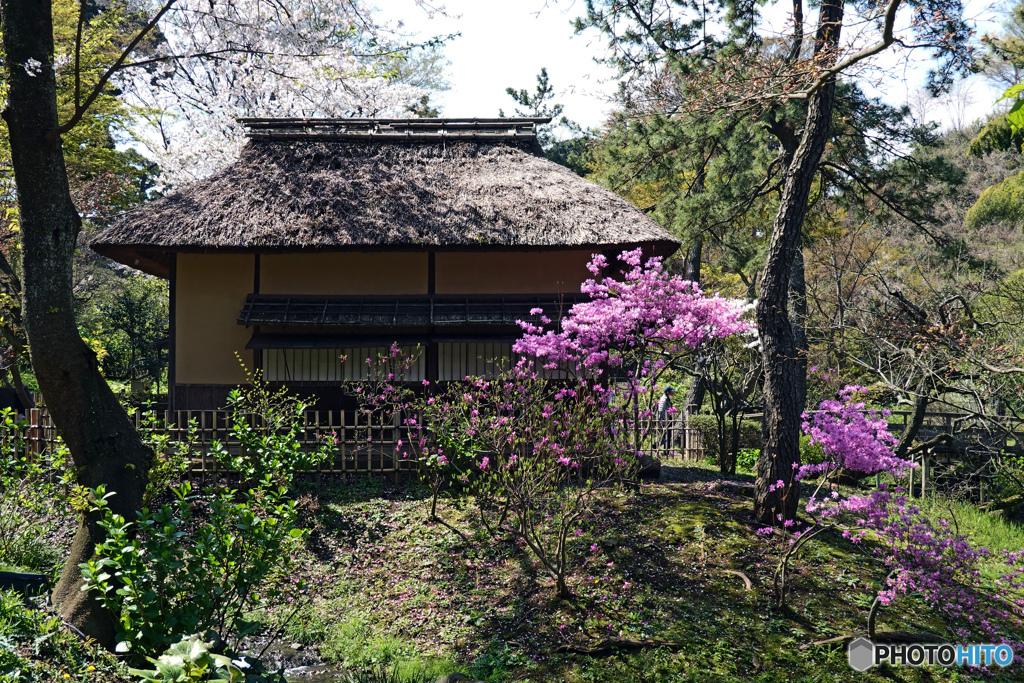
[2,460,1021,682]
[262,462,1024,682]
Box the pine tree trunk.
[1,0,152,647]
[789,244,808,413]
[684,239,702,283]
[754,0,843,525]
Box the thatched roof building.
[90,118,681,411]
[92,118,679,278]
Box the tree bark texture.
[684,239,702,284]
[788,243,808,414]
[682,239,706,417]
[895,377,930,461]
[1,0,152,647]
[754,0,843,525]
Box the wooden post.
[908,456,915,498]
[28,407,40,456]
[921,453,929,498]
[200,411,207,489]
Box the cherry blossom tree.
[119,0,439,188]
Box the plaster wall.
[260,252,429,295]
[175,253,254,384]
[435,251,592,294]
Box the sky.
[381,0,1012,133]
[379,0,620,129]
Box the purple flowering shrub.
[833,489,1024,641]
[352,347,635,598]
[344,345,479,521]
[348,347,635,598]
[514,249,752,456]
[770,386,1024,645]
[799,385,911,481]
[461,362,635,599]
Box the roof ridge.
[238,117,553,141]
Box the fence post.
[921,453,929,498]
[908,456,915,498]
[28,407,40,457]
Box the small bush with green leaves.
[212,371,332,487]
[0,588,131,682]
[0,408,73,573]
[135,407,196,504]
[81,480,304,658]
[736,448,759,471]
[129,634,282,683]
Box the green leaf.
[1007,99,1024,134]
[997,83,1024,103]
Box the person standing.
[658,386,676,456]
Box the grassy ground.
[260,462,1024,682]
[2,460,1021,682]
[0,590,132,682]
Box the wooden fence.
[26,405,1006,496]
[16,406,708,487]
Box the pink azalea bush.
[514,248,752,371]
[771,386,1024,646]
[515,249,752,455]
[348,348,634,598]
[810,487,1024,645]
[799,385,912,480]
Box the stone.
[435,675,484,683]
[716,480,754,498]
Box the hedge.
[687,415,761,460]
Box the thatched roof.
[92,118,680,278]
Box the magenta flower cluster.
[785,387,1024,643]
[799,385,912,480]
[513,249,752,371]
[840,488,1023,641]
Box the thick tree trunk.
[754,0,843,526]
[1,0,152,647]
[788,244,808,413]
[895,377,930,461]
[682,240,706,417]
[684,239,702,283]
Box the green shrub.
[686,415,760,461]
[137,409,195,505]
[213,377,332,488]
[736,448,759,472]
[81,481,303,658]
[0,409,72,574]
[968,113,1024,157]
[800,434,825,465]
[965,168,1024,231]
[0,588,130,682]
[129,634,282,683]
